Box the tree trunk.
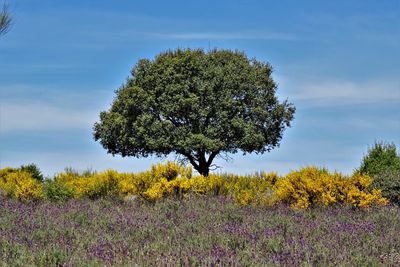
[196,163,210,176]
[183,151,218,177]
[196,152,210,176]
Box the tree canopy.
[94,48,295,176]
[0,3,12,36]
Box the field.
[1,195,399,266]
[2,1,399,266]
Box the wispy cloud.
[0,84,113,133]
[277,78,400,106]
[0,63,98,76]
[0,102,98,132]
[149,32,296,41]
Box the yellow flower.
[0,171,43,201]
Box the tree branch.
[0,3,12,36]
[206,151,219,166]
[181,152,199,170]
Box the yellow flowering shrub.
[342,174,388,208]
[274,167,388,209]
[206,174,226,195]
[0,170,43,201]
[345,187,388,208]
[118,161,192,199]
[0,163,388,209]
[113,162,192,200]
[150,161,192,181]
[227,172,279,205]
[190,175,208,194]
[141,178,175,201]
[188,174,233,196]
[141,177,195,201]
[55,168,85,184]
[228,176,261,205]
[170,177,192,194]
[275,167,343,208]
[142,178,170,200]
[126,171,160,198]
[0,167,16,179]
[57,170,121,199]
[117,173,138,195]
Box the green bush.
[43,180,74,202]
[357,142,400,176]
[357,142,400,205]
[19,164,44,182]
[371,169,400,205]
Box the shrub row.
[0,162,389,209]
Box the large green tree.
[94,48,295,176]
[0,3,12,36]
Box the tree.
[0,3,12,36]
[19,164,44,182]
[357,141,400,205]
[357,141,400,177]
[93,48,295,176]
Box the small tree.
[94,48,295,176]
[357,141,400,205]
[0,3,12,36]
[19,164,44,182]
[357,141,400,176]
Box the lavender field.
[0,195,399,266]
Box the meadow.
[1,195,399,266]
[2,1,399,266]
[1,143,399,266]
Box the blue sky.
[1,0,399,177]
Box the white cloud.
[341,117,400,130]
[0,84,115,133]
[149,32,296,41]
[276,77,400,106]
[0,102,98,132]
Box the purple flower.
[88,240,116,264]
